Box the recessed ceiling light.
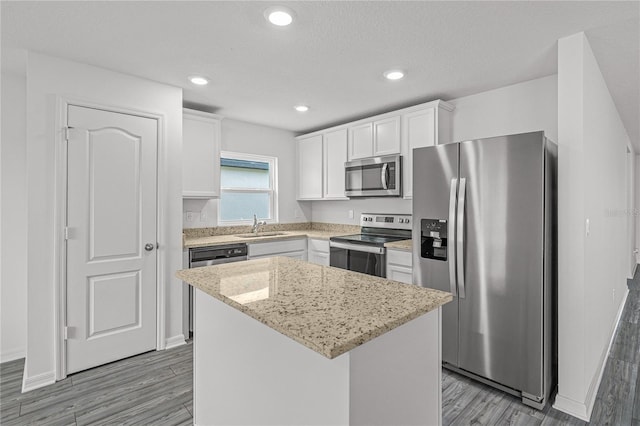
[294,105,309,112]
[189,76,209,86]
[383,70,405,81]
[264,6,295,26]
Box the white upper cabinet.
[373,116,401,156]
[182,109,222,198]
[348,123,373,159]
[297,130,348,200]
[348,116,401,160]
[296,99,453,200]
[297,135,323,199]
[401,101,454,199]
[323,129,348,199]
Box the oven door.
[329,241,386,277]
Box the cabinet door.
[348,123,373,160]
[309,251,329,266]
[297,135,323,199]
[183,110,221,198]
[401,108,435,199]
[373,116,401,156]
[323,129,348,199]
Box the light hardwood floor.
[1,269,638,425]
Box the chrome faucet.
[252,214,267,235]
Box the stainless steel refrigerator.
[412,131,556,409]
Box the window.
[219,152,278,224]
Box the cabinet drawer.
[249,238,307,257]
[387,248,412,267]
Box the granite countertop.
[176,257,452,359]
[184,230,346,249]
[385,239,413,251]
[183,222,361,249]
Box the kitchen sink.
[236,232,287,238]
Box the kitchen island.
[176,257,451,426]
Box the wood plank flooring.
[1,268,638,425]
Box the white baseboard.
[165,334,187,350]
[553,394,590,421]
[1,347,25,363]
[553,288,629,421]
[22,370,56,393]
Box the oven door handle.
[329,241,385,255]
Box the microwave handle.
[381,163,388,189]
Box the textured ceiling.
[1,1,638,148]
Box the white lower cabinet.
[248,238,307,261]
[386,249,413,284]
[307,238,330,266]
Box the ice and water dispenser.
[421,219,448,261]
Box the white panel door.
[323,129,348,199]
[66,105,158,374]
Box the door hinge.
[64,227,70,240]
[63,126,75,141]
[64,326,75,340]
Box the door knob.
[145,243,155,251]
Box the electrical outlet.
[186,211,195,222]
[200,212,207,221]
[585,218,590,236]
[294,208,301,218]
[348,210,354,219]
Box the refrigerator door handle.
[457,178,467,298]
[448,178,458,297]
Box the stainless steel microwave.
[344,154,402,197]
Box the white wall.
[23,52,183,390]
[0,71,28,362]
[554,32,631,420]
[310,75,558,224]
[183,118,310,228]
[449,74,558,144]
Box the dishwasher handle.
[190,255,247,268]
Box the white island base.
[194,288,443,426]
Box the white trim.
[183,108,223,122]
[165,334,187,350]
[53,96,167,381]
[553,288,630,421]
[553,394,590,421]
[22,370,56,393]
[1,348,25,363]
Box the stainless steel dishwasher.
[187,243,248,337]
